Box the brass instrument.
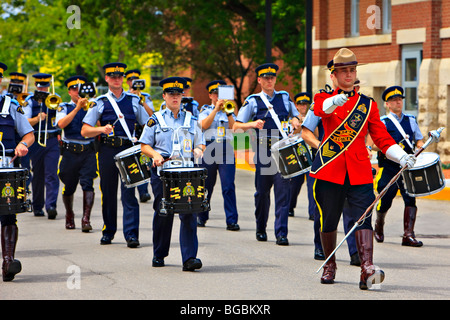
[32,90,50,147]
[15,76,30,106]
[78,82,97,111]
[222,100,236,114]
[44,76,62,110]
[132,79,146,105]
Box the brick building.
[302,0,449,161]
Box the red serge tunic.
[311,89,396,186]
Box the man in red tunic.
[311,48,416,290]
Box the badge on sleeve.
[146,116,157,128]
[16,106,25,114]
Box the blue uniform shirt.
[82,89,149,137]
[139,108,205,159]
[126,90,155,112]
[236,90,298,137]
[56,101,94,144]
[0,96,33,151]
[198,104,236,141]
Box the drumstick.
[9,155,18,165]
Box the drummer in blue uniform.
[0,61,35,281]
[23,73,61,219]
[81,62,149,248]
[8,72,31,191]
[181,77,200,117]
[125,69,153,203]
[197,80,239,230]
[56,75,97,231]
[370,86,424,247]
[287,92,311,217]
[233,63,301,245]
[139,76,205,271]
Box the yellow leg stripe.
[312,178,324,232]
[374,167,384,211]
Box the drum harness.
[386,112,414,150]
[259,92,288,140]
[0,96,16,167]
[315,126,445,274]
[154,110,192,174]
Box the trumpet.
[45,75,62,110]
[222,100,236,114]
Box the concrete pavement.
[1,168,450,301]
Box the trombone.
[37,76,61,147]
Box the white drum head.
[163,167,204,172]
[412,152,440,170]
[115,145,141,158]
[271,134,303,151]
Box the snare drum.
[114,145,153,188]
[160,167,209,215]
[0,168,31,215]
[270,134,313,179]
[402,152,446,197]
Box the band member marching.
[370,86,425,247]
[56,75,97,231]
[287,92,311,217]
[233,63,301,245]
[311,48,416,290]
[125,69,154,203]
[181,77,200,117]
[139,77,205,271]
[81,62,149,248]
[0,62,35,281]
[197,80,239,230]
[23,73,61,218]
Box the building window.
[350,0,360,36]
[402,44,422,116]
[382,0,391,33]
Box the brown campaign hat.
[333,48,365,69]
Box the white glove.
[385,144,416,168]
[400,154,416,169]
[333,93,348,106]
[323,94,348,114]
[429,130,441,143]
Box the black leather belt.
[100,136,133,148]
[34,131,60,140]
[61,141,95,153]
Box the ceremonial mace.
[315,126,445,274]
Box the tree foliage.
[0,0,305,101]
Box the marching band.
[0,48,445,290]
